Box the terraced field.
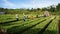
[0,15,59,34]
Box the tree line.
[0,3,60,14]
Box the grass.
[7,17,47,34]
[0,14,59,34]
[22,17,52,34]
[43,16,59,34]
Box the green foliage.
[56,3,60,11]
[0,15,59,34]
[0,3,60,15]
[43,16,59,34]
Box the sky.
[0,0,60,9]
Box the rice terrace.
[0,0,60,34]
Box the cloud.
[18,0,41,8]
[2,0,60,9]
[26,0,60,8]
[20,0,47,8]
[21,0,45,8]
[3,0,15,7]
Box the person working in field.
[44,11,50,17]
[23,13,27,21]
[16,14,19,21]
[30,15,34,20]
[23,15,26,21]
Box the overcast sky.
[0,0,60,9]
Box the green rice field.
[0,14,59,34]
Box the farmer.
[30,15,34,20]
[44,11,50,17]
[0,29,7,34]
[58,16,60,34]
[23,13,27,21]
[16,14,19,21]
[23,15,27,21]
